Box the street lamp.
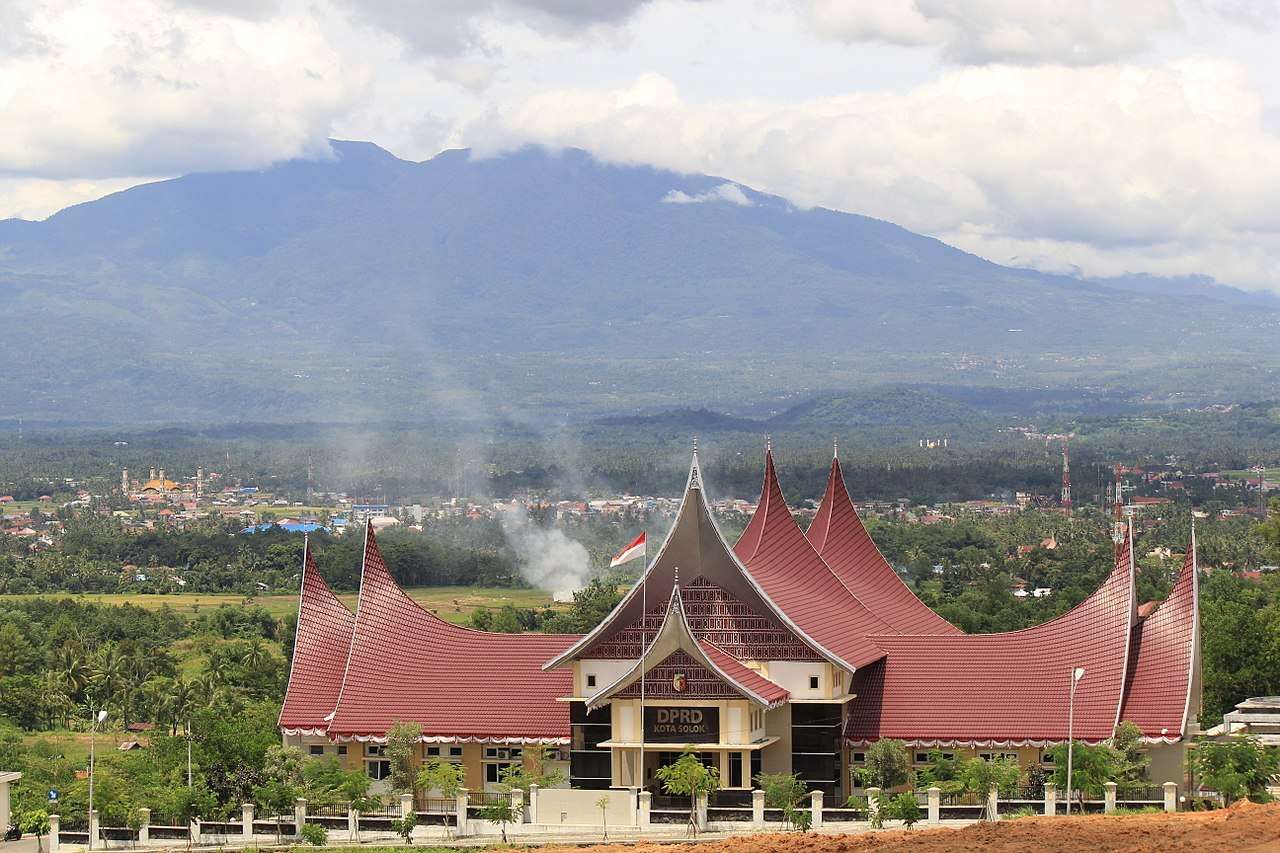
[1065,667,1085,815]
[88,708,107,849]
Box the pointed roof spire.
[833,437,838,459]
[279,537,356,733]
[765,433,772,453]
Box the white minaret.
[121,468,129,494]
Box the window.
[337,745,347,756]
[1042,752,1056,765]
[914,752,930,764]
[426,746,440,757]
[729,752,743,788]
[484,747,522,785]
[851,752,866,764]
[309,745,325,756]
[366,744,387,757]
[809,675,820,690]
[449,746,463,759]
[978,752,993,762]
[586,674,597,688]
[1001,752,1019,763]
[367,760,392,780]
[915,751,955,764]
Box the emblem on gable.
[672,672,688,693]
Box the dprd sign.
[644,707,718,743]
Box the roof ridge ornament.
[833,437,838,459]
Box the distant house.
[0,496,12,504]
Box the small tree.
[298,822,328,846]
[859,739,911,791]
[655,750,720,836]
[392,810,417,845]
[1192,735,1279,804]
[1112,721,1151,796]
[1046,741,1119,809]
[595,795,610,841]
[498,747,566,795]
[886,792,921,828]
[417,759,465,836]
[341,770,381,843]
[756,772,809,831]
[19,809,50,853]
[915,749,963,795]
[477,797,521,843]
[385,721,424,796]
[959,756,1020,821]
[172,784,216,850]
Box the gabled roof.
[735,449,893,669]
[846,536,1137,745]
[1119,537,1200,742]
[807,456,961,636]
[279,538,356,734]
[586,581,789,710]
[545,451,843,671]
[328,523,578,742]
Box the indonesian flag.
[610,532,647,567]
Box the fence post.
[626,788,638,827]
[1163,782,1177,813]
[400,792,414,819]
[138,807,150,844]
[809,789,823,829]
[294,797,307,837]
[346,805,357,842]
[88,808,99,850]
[638,791,652,827]
[1044,782,1056,816]
[528,784,539,825]
[751,789,764,828]
[695,792,708,830]
[927,787,940,825]
[48,813,60,853]
[242,803,254,842]
[1104,781,1117,814]
[987,786,999,821]
[455,788,469,836]
[866,788,880,825]
[510,788,524,826]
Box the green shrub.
[885,792,921,828]
[298,822,327,846]
[1002,806,1036,820]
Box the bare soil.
[547,801,1280,853]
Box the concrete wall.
[1146,742,1188,793]
[762,704,792,775]
[537,787,631,827]
[0,773,14,832]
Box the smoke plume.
[497,503,591,601]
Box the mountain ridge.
[1,140,1277,423]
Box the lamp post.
[1065,667,1085,815]
[88,708,107,849]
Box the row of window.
[848,750,1049,766]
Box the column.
[510,788,524,825]
[138,807,150,844]
[48,814,60,853]
[809,790,823,829]
[1163,782,1177,814]
[638,791,652,828]
[88,808,99,850]
[751,789,764,829]
[527,784,539,825]
[987,786,999,821]
[866,788,880,824]
[1044,782,1056,817]
[400,792,414,819]
[455,788,469,836]
[347,806,357,842]
[1104,781,1117,814]
[242,803,254,843]
[927,787,940,825]
[294,797,307,837]
[627,788,638,827]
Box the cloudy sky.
[2,0,1279,290]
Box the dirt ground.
[548,801,1280,853]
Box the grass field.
[0,586,564,624]
[0,498,60,515]
[1221,467,1280,481]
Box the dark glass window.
[729,752,743,788]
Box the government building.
[280,448,1200,800]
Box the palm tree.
[56,645,91,698]
[91,646,126,717]
[39,671,73,729]
[170,677,196,736]
[240,639,268,672]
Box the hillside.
[1,141,1278,423]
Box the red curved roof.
[279,542,356,734]
[327,524,579,742]
[807,457,961,636]
[735,450,893,670]
[846,538,1137,745]
[1119,543,1199,741]
[700,640,790,707]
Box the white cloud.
[0,176,160,221]
[0,0,367,180]
[466,61,1280,289]
[662,182,752,206]
[803,0,1182,65]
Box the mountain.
[1,140,1278,424]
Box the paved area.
[0,837,41,853]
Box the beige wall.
[0,774,14,833]
[1146,742,1188,792]
[538,787,631,826]
[762,704,792,775]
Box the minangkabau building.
[280,448,1200,799]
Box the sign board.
[644,706,719,743]
[48,789,59,802]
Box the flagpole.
[639,532,646,796]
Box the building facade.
[281,447,1201,799]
